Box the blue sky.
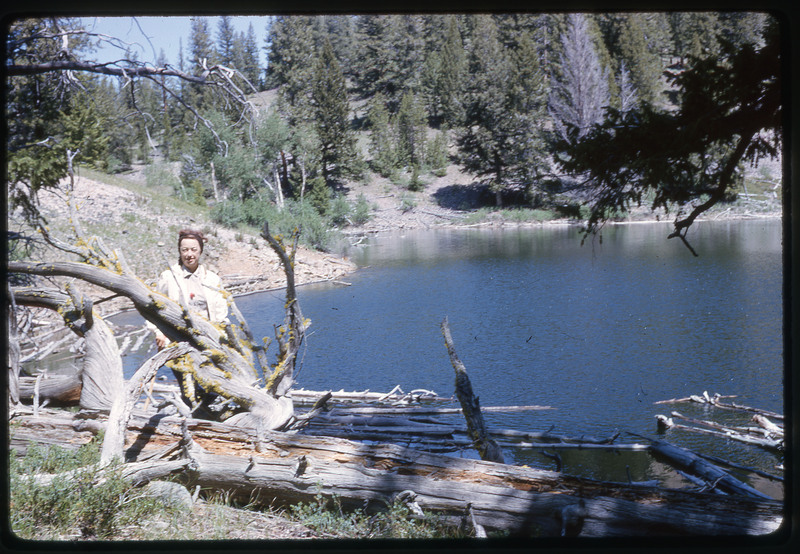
[79,16,273,67]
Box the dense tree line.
[6,12,779,248]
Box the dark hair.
[178,228,206,252]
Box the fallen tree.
[654,391,784,452]
[8,404,784,537]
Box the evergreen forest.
[6,12,781,248]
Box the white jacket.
[149,263,229,340]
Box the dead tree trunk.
[11,286,123,411]
[101,343,193,465]
[440,317,504,463]
[648,439,774,500]
[6,284,21,407]
[260,223,307,398]
[9,407,784,537]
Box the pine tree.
[366,93,397,178]
[669,12,722,64]
[311,38,357,185]
[549,13,610,142]
[354,15,425,112]
[216,15,236,67]
[266,16,318,122]
[395,90,427,170]
[617,14,663,107]
[187,16,217,110]
[434,15,467,128]
[241,24,262,90]
[457,16,549,207]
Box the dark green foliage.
[306,176,332,215]
[457,17,550,206]
[555,21,780,240]
[266,16,319,117]
[311,38,359,185]
[367,93,398,178]
[615,14,664,107]
[426,130,449,176]
[62,92,111,172]
[9,439,176,540]
[6,13,782,244]
[427,15,467,127]
[395,91,428,169]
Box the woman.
[149,229,230,409]
[152,228,229,349]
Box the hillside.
[12,124,782,320]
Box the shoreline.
[228,210,783,299]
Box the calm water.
[115,219,785,490]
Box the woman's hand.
[155,333,169,350]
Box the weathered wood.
[312,404,553,415]
[18,374,82,406]
[290,387,447,406]
[656,413,783,451]
[440,317,503,464]
[260,223,306,398]
[648,439,774,500]
[9,259,293,430]
[8,407,784,537]
[654,391,783,421]
[101,343,194,465]
[7,284,21,407]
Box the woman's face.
[179,238,202,272]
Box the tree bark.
[9,407,784,537]
[648,439,774,501]
[440,317,504,463]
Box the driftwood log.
[8,405,784,538]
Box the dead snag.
[260,223,308,398]
[8,259,293,431]
[440,316,503,463]
[6,283,21,408]
[101,342,194,465]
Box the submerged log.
[648,439,774,500]
[8,406,783,537]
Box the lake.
[116,218,785,492]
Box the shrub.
[328,194,352,227]
[351,194,373,226]
[9,440,175,540]
[289,492,464,539]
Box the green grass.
[461,206,560,225]
[8,440,472,541]
[289,492,467,539]
[9,438,179,540]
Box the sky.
[78,16,273,68]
